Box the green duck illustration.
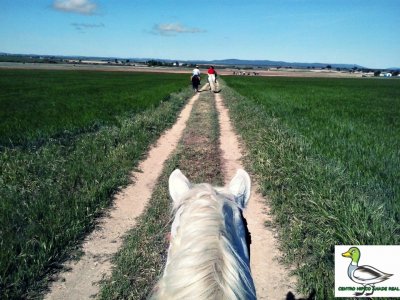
[342,247,393,296]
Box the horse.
[191,75,201,92]
[150,169,256,300]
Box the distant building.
[380,72,392,77]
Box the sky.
[1,0,399,69]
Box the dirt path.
[44,93,199,300]
[44,88,298,299]
[216,92,298,299]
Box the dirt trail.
[44,88,298,299]
[215,93,298,299]
[44,93,199,300]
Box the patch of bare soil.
[215,93,299,299]
[0,62,362,78]
[44,93,200,300]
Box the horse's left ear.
[169,169,191,206]
[229,169,251,209]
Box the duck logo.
[335,245,400,297]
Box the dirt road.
[45,93,199,299]
[216,92,297,299]
[44,87,298,299]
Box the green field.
[2,70,399,299]
[223,76,400,298]
[0,69,191,298]
[0,69,188,147]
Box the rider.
[207,66,216,92]
[191,65,201,92]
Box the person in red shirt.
[207,66,217,92]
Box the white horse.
[151,169,256,300]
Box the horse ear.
[169,169,191,205]
[229,169,251,209]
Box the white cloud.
[53,0,98,15]
[153,23,205,36]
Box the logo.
[335,246,400,297]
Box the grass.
[99,90,223,299]
[222,77,400,299]
[0,69,189,147]
[0,69,192,299]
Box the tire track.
[216,92,299,299]
[44,93,199,300]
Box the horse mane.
[151,183,255,300]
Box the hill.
[204,58,364,69]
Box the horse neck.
[153,184,255,300]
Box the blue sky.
[1,0,399,69]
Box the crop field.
[2,69,399,299]
[0,69,188,147]
[0,69,191,298]
[223,76,400,298]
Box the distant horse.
[191,75,201,92]
[150,169,256,300]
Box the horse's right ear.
[229,169,251,209]
[169,169,191,206]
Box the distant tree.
[374,70,381,77]
[147,60,164,66]
[326,65,332,69]
[336,68,341,71]
[392,70,399,76]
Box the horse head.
[151,169,256,300]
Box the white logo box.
[335,245,400,298]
